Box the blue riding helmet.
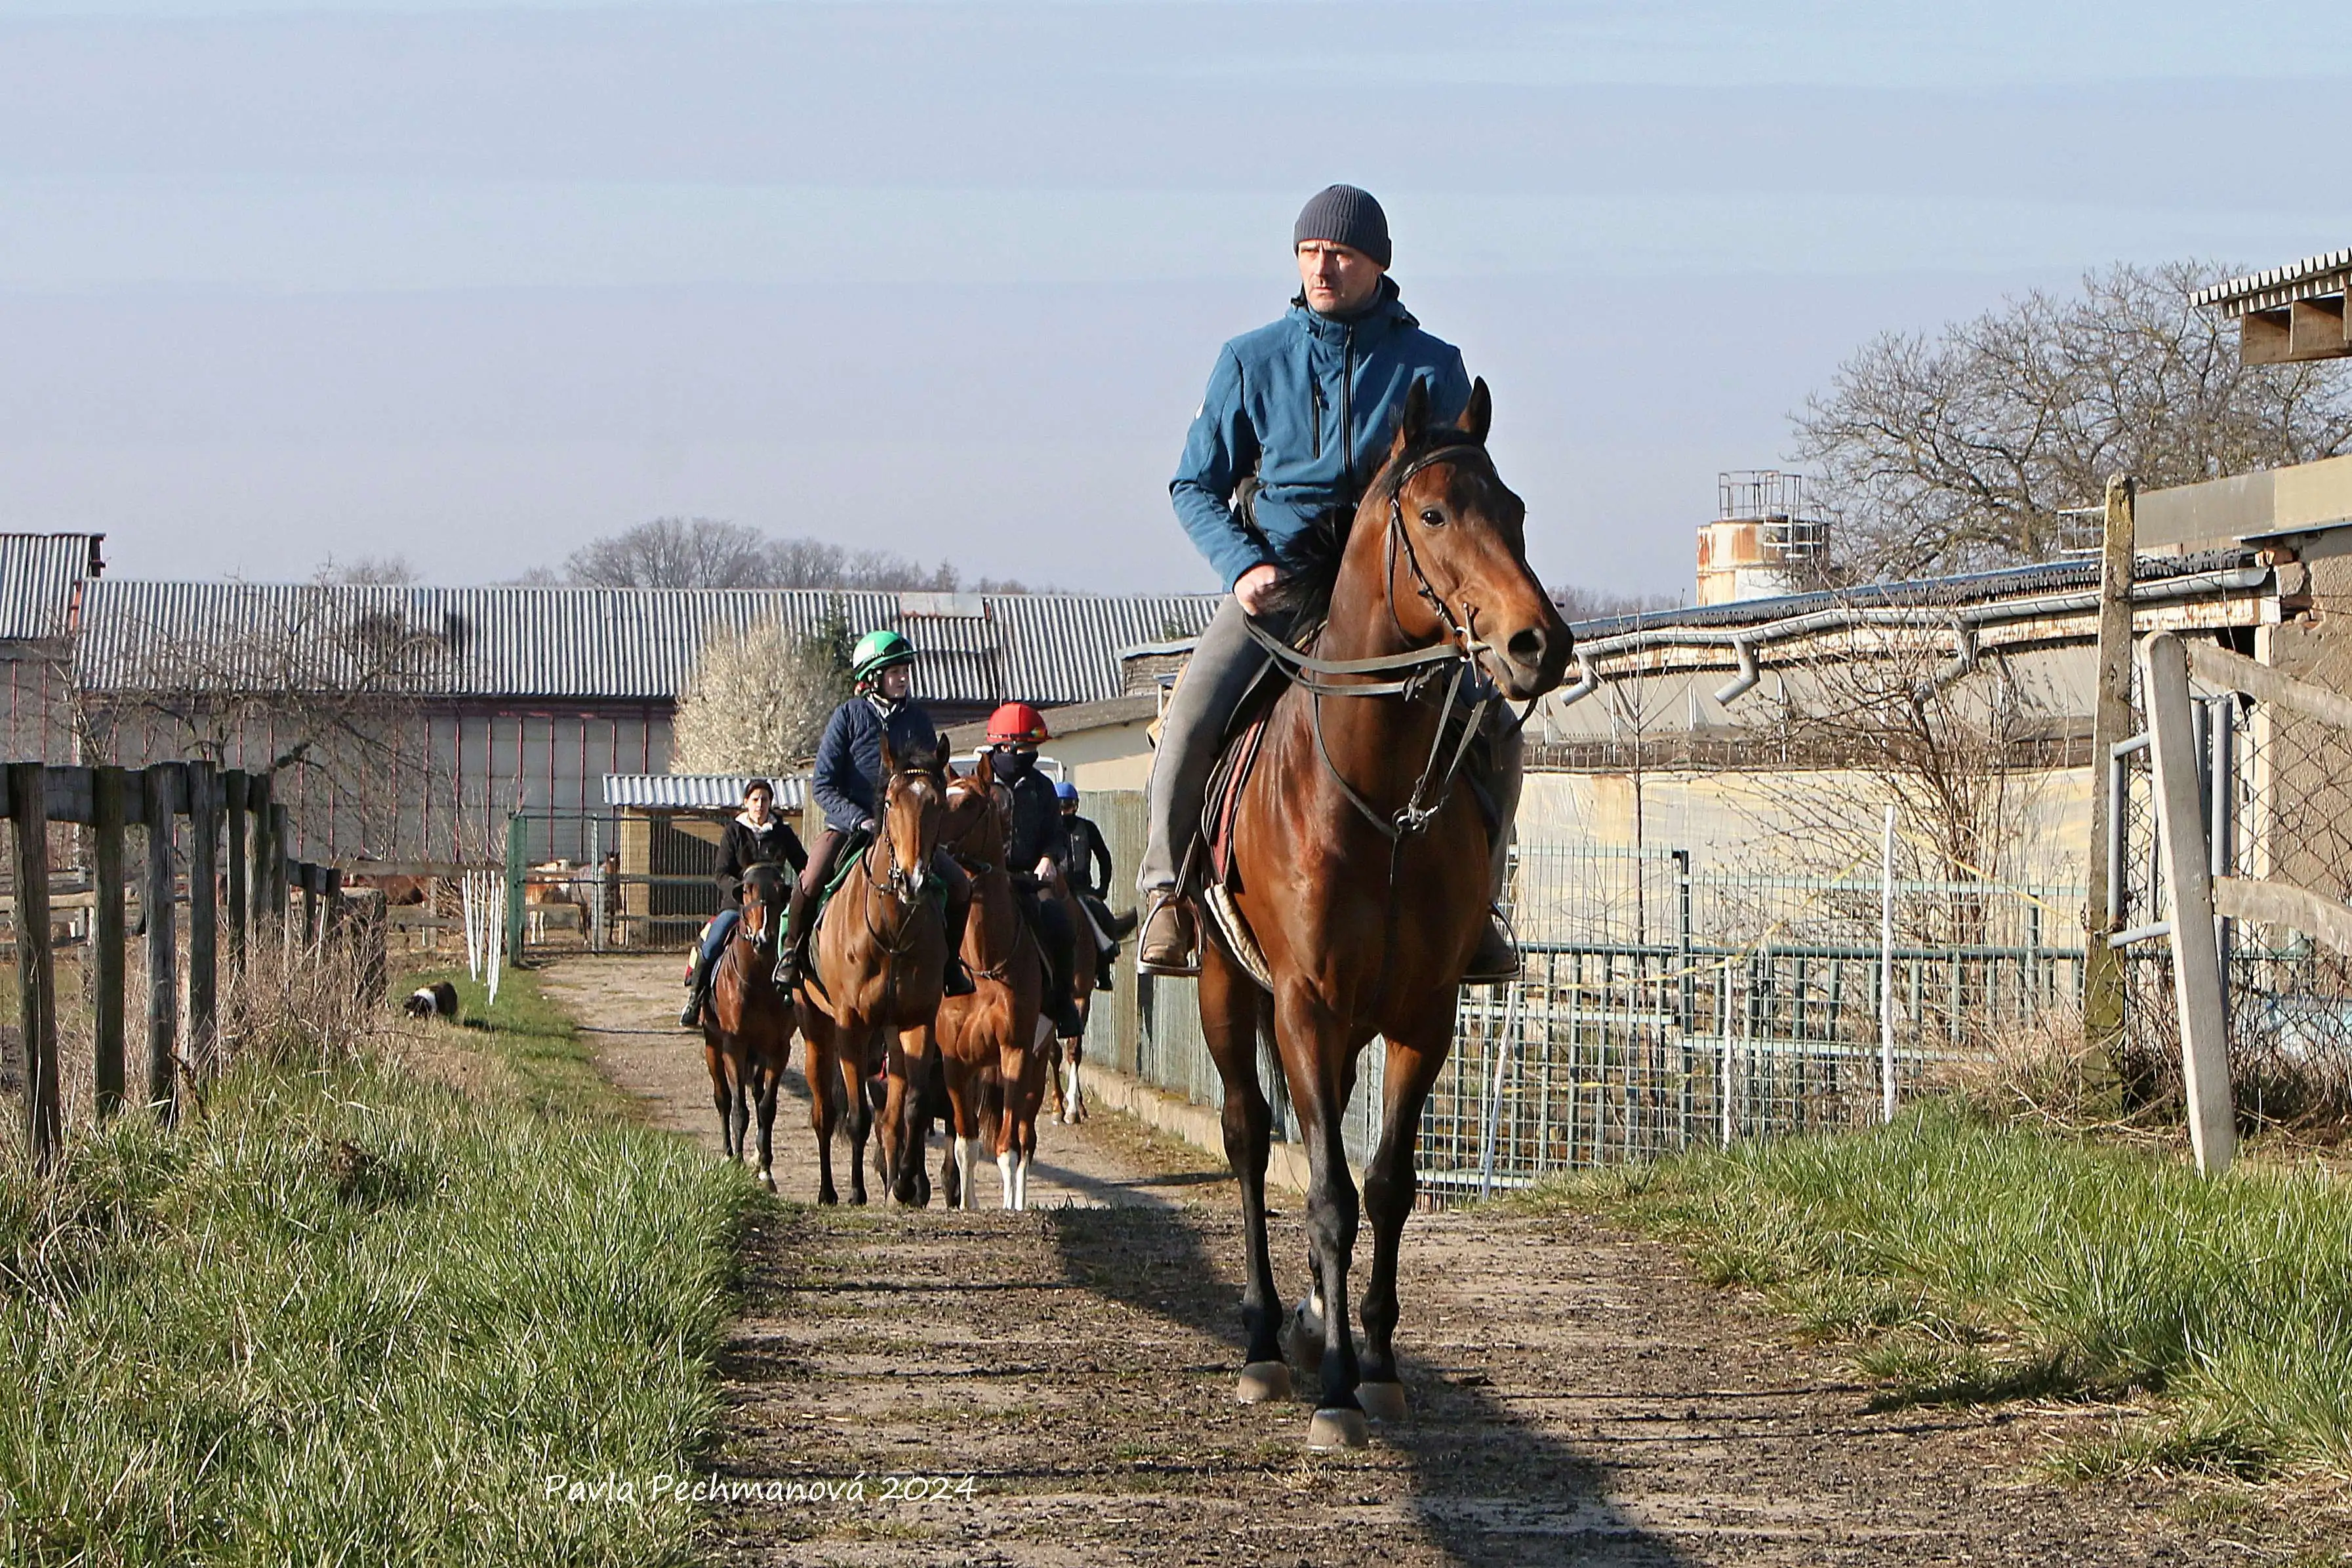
[1055,780,1080,803]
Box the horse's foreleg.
[1200,949,1286,1402]
[805,1028,841,1206]
[1356,1025,1447,1423]
[889,1022,937,1206]
[729,1055,753,1166]
[1065,1034,1087,1125]
[1274,983,1366,1449]
[840,1029,873,1205]
[705,1040,736,1157]
[753,1050,782,1194]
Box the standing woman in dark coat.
[680,778,808,1028]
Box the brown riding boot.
[1137,894,1199,976]
[1461,907,1522,985]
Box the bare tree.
[566,517,774,589]
[560,517,1053,593]
[1794,261,2352,581]
[1551,584,1684,622]
[669,615,853,774]
[81,588,453,854]
[316,553,420,586]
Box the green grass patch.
[395,965,620,1119]
[1,966,754,1565]
[1519,1102,2352,1478]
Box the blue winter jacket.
[1171,278,1474,591]
[811,694,941,835]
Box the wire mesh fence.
[1079,788,2083,1200]
[2115,648,2352,1125]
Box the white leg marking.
[1013,1150,1032,1211]
[956,1136,978,1211]
[996,1150,1017,1211]
[1066,1060,1084,1121]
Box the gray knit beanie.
[1293,185,1390,269]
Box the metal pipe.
[1711,641,1760,706]
[1557,565,2271,708]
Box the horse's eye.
[1419,508,1447,528]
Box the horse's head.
[736,862,787,954]
[941,748,1011,866]
[876,734,950,898]
[1347,377,1571,700]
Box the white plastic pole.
[1880,803,1897,1124]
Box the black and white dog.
[402,980,460,1020]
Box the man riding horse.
[1137,184,1522,981]
[776,628,975,997]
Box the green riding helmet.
[849,628,917,687]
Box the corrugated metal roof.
[75,582,1223,705]
[603,774,808,811]
[0,534,102,642]
[2191,249,2352,316]
[1566,550,2261,640]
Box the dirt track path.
[544,957,2233,1567]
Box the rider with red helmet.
[981,702,1087,1037]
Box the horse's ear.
[1388,375,1431,464]
[1457,378,1491,445]
[933,735,950,774]
[880,734,900,778]
[971,748,994,789]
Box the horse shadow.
[1044,1195,1693,1566]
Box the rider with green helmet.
[775,629,975,995]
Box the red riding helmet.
[985,702,1049,745]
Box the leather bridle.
[1239,441,1520,843]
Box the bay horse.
[1198,378,1570,1448]
[702,861,795,1192]
[933,752,1051,1211]
[795,737,951,1206]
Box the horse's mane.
[1257,424,1492,629]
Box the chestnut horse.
[933,753,1051,1211]
[1198,379,1570,1449]
[702,861,795,1192]
[794,738,951,1206]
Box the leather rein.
[1239,441,1514,845]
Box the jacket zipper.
[1310,376,1324,459]
[1340,325,1356,498]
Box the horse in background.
[702,862,796,1192]
[795,737,951,1206]
[1042,891,1135,1125]
[1198,380,1570,1447]
[933,752,1051,1211]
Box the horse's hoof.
[1354,1380,1406,1422]
[1306,1407,1369,1450]
[758,1170,777,1195]
[1236,1361,1291,1403]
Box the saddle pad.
[1203,708,1272,888]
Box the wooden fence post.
[186,762,220,1074]
[10,761,58,1169]
[91,765,129,1121]
[222,767,248,972]
[142,765,180,1118]
[250,775,274,943]
[271,805,293,959]
[2083,475,2136,1064]
[2144,631,2239,1176]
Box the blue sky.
[1,1,2344,593]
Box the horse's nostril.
[1508,626,1548,669]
